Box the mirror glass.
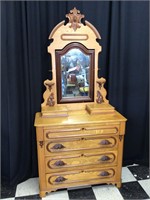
[56,43,94,103]
[61,48,90,98]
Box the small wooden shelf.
[41,106,68,117]
[86,103,115,115]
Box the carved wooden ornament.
[66,7,85,31]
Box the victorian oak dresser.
[34,8,127,198]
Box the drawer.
[45,136,118,155]
[44,124,120,140]
[45,151,117,172]
[46,167,116,188]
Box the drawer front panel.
[45,137,118,154]
[84,126,119,136]
[45,151,117,172]
[46,168,116,187]
[44,124,120,140]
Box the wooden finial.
[66,7,85,31]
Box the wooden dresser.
[35,108,126,197]
[34,8,127,198]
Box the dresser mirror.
[41,7,110,116]
[56,42,95,103]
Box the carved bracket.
[96,77,109,104]
[119,135,123,141]
[39,141,44,148]
[47,93,55,106]
[41,79,55,107]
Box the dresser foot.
[39,191,46,198]
[39,189,57,198]
[116,182,121,188]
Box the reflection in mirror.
[56,43,94,104]
[61,48,90,98]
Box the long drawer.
[45,136,118,155]
[44,124,120,140]
[46,167,117,189]
[45,151,117,173]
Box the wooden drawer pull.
[55,176,67,183]
[100,171,110,176]
[100,155,110,161]
[100,140,111,145]
[54,160,66,166]
[51,144,65,149]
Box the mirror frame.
[41,8,109,116]
[55,42,95,104]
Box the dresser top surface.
[34,108,127,127]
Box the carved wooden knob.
[100,171,109,176]
[52,144,65,149]
[54,160,66,166]
[100,140,111,145]
[100,155,110,161]
[55,176,67,183]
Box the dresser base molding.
[39,181,122,198]
[40,190,57,198]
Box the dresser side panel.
[36,127,47,191]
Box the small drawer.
[46,167,116,187]
[44,124,120,140]
[45,151,117,172]
[45,136,118,155]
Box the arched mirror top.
[55,42,95,104]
